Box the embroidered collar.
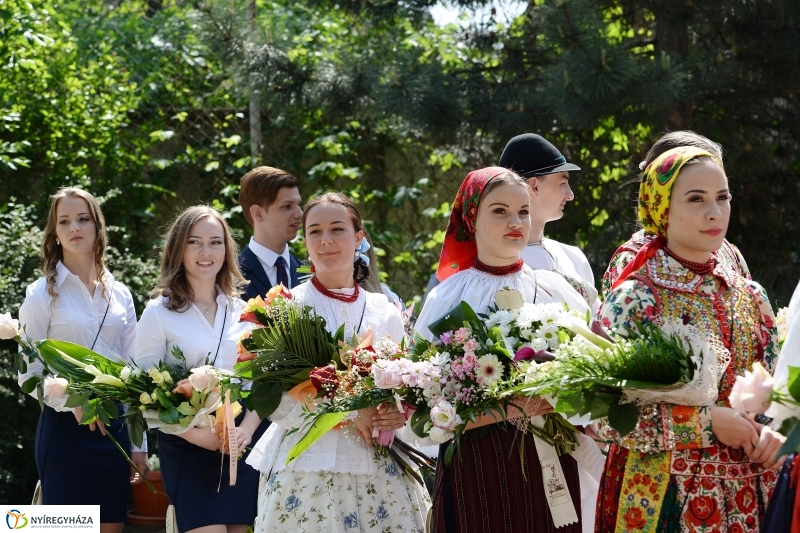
[643,249,735,293]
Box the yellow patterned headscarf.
[638,146,720,237]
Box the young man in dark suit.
[238,166,304,300]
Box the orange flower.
[265,282,292,303]
[172,379,194,398]
[622,507,647,530]
[240,295,267,323]
[237,331,256,362]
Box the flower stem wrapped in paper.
[513,319,721,438]
[234,284,345,419]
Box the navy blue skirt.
[158,410,268,532]
[35,404,132,523]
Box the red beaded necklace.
[663,247,717,276]
[472,258,524,276]
[311,275,360,303]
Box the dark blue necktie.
[274,256,289,288]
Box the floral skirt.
[254,452,431,533]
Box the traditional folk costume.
[600,230,750,299]
[596,147,779,533]
[246,279,430,533]
[762,280,800,532]
[416,167,590,533]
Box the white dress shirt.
[521,238,599,313]
[18,262,137,410]
[248,237,293,288]
[17,262,144,452]
[134,290,249,373]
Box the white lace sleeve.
[269,392,308,430]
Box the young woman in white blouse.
[247,192,430,533]
[17,187,144,533]
[134,206,266,533]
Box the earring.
[56,239,61,246]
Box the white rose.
[428,426,452,443]
[139,392,152,405]
[188,366,220,392]
[148,366,164,384]
[532,337,548,351]
[120,367,131,382]
[0,312,20,340]
[43,376,68,399]
[430,399,462,430]
[160,370,173,384]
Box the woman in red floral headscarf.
[416,167,590,533]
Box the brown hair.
[154,206,246,311]
[302,192,370,284]
[481,171,527,199]
[42,187,108,303]
[239,166,300,226]
[641,131,724,176]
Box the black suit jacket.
[239,245,303,300]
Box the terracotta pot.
[129,471,170,525]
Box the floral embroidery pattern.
[599,249,779,533]
[254,452,430,533]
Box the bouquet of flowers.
[234,284,345,418]
[284,332,435,483]
[514,319,716,438]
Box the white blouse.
[415,265,590,341]
[134,290,249,373]
[247,281,406,476]
[520,239,594,284]
[17,262,137,412]
[521,239,599,313]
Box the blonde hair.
[42,188,109,303]
[154,206,246,311]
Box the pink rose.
[43,376,68,399]
[729,362,774,414]
[372,362,404,389]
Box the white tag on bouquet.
[531,415,579,528]
[494,288,524,310]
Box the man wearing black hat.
[499,133,596,297]
[500,134,601,533]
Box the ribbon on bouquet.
[530,415,579,528]
[217,390,239,491]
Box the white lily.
[559,317,615,351]
[91,374,126,388]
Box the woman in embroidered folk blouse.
[600,131,751,300]
[134,206,266,533]
[415,168,591,533]
[595,146,783,533]
[17,188,143,531]
[246,192,429,533]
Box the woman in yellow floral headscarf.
[596,146,784,532]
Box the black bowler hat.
[498,133,581,178]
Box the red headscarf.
[436,166,510,282]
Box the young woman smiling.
[596,147,783,532]
[415,168,590,533]
[247,192,430,533]
[134,206,266,533]
[18,187,144,533]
